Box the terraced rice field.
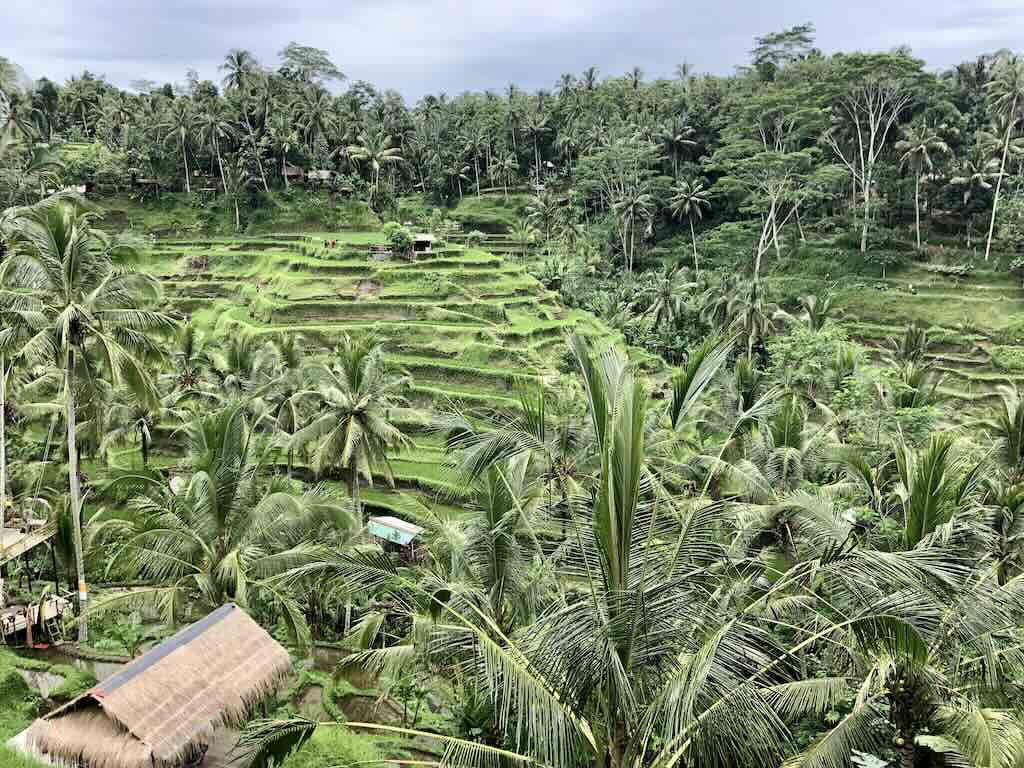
[827,267,1024,419]
[144,231,628,514]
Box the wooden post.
[50,544,60,595]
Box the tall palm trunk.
[0,354,7,543]
[860,171,872,253]
[689,217,699,275]
[351,464,362,520]
[66,349,88,643]
[914,172,922,250]
[181,133,191,195]
[985,98,1017,262]
[282,155,290,189]
[214,135,227,195]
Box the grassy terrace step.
[389,355,540,391]
[261,299,504,325]
[409,382,522,411]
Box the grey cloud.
[3,0,1022,99]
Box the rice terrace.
[3,8,1024,768]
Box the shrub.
[382,222,414,254]
[280,727,382,768]
[1009,257,1024,287]
[466,230,485,247]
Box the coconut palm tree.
[220,49,260,91]
[0,292,45,539]
[896,123,950,250]
[345,129,404,204]
[983,54,1024,260]
[612,180,656,273]
[195,97,236,188]
[731,279,777,358]
[657,115,697,177]
[99,380,189,468]
[521,108,550,183]
[237,334,815,768]
[90,403,355,642]
[1,196,175,641]
[669,177,711,273]
[525,191,562,255]
[644,262,691,330]
[160,99,195,195]
[979,385,1024,482]
[291,335,411,517]
[775,293,838,332]
[293,86,337,154]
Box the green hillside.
[132,229,629,513]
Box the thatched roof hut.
[26,603,290,768]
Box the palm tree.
[521,108,550,183]
[100,381,189,468]
[644,262,691,330]
[669,177,711,274]
[896,123,950,250]
[731,279,777,358]
[220,49,260,91]
[1,197,175,641]
[345,129,404,203]
[91,403,355,642]
[775,293,838,332]
[293,86,337,154]
[980,385,1024,482]
[0,292,45,539]
[657,116,697,177]
[950,144,998,246]
[160,99,194,195]
[291,335,411,517]
[195,98,236,189]
[983,54,1024,260]
[525,192,562,255]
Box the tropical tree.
[979,385,1024,482]
[90,403,355,643]
[291,335,411,517]
[161,99,195,194]
[644,262,691,329]
[345,129,404,204]
[220,49,260,91]
[0,196,175,640]
[983,54,1024,260]
[669,177,711,273]
[896,122,950,250]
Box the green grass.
[279,726,383,768]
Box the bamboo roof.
[27,603,291,768]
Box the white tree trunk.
[0,354,6,546]
[860,172,871,253]
[181,134,191,195]
[66,350,88,643]
[689,217,699,275]
[914,173,922,251]
[985,99,1017,262]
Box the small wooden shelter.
[23,603,291,768]
[413,233,435,255]
[282,162,306,184]
[367,516,424,562]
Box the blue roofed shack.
[367,516,425,562]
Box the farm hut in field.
[23,603,291,768]
[412,233,435,254]
[367,515,424,562]
[282,162,306,184]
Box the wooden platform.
[0,522,57,567]
[0,595,70,639]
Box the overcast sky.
[4,0,1022,100]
